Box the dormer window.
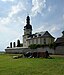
[38,34,41,37]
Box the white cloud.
[34,23,64,36]
[0,17,11,25]
[50,25,58,33]
[34,25,45,32]
[31,0,46,16]
[0,24,8,32]
[0,1,26,50]
[0,1,26,28]
[8,2,26,18]
[0,1,25,49]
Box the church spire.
[26,15,30,25]
[24,15,32,30]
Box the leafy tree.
[17,40,20,47]
[49,42,57,49]
[29,43,57,49]
[13,42,16,47]
[10,42,12,48]
[29,44,37,49]
[7,46,9,48]
[20,43,23,47]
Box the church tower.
[23,16,32,47]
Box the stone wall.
[5,47,54,54]
[54,46,64,54]
[5,46,64,54]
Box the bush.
[29,43,57,49]
[17,40,20,47]
[29,44,37,49]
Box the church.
[5,16,64,54]
[23,16,55,48]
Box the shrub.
[29,44,37,49]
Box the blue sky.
[0,0,64,51]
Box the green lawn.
[0,54,64,75]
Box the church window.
[36,38,38,44]
[44,38,46,44]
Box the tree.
[13,42,16,47]
[10,42,12,48]
[49,42,57,49]
[29,44,37,49]
[17,40,20,47]
[20,43,23,47]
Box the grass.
[0,54,64,75]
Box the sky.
[0,0,64,51]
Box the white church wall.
[41,38,44,44]
[38,38,40,44]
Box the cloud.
[0,1,26,50]
[0,24,8,32]
[0,1,26,46]
[34,25,45,32]
[31,0,46,16]
[50,25,59,33]
[8,2,26,18]
[0,17,11,25]
[34,23,64,35]
[0,1,26,27]
[0,16,24,49]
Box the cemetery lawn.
[0,54,64,75]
